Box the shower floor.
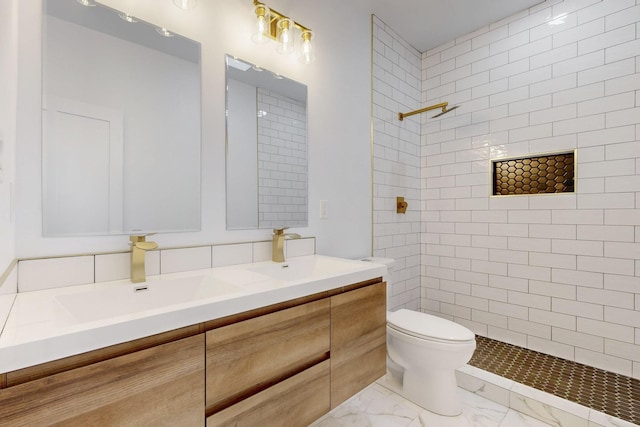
[469,336,640,425]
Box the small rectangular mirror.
[42,0,201,236]
[225,55,308,230]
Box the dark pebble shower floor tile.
[469,336,640,425]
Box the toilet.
[362,257,477,417]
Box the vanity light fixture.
[118,13,138,23]
[226,56,252,71]
[251,0,315,64]
[172,0,197,10]
[156,27,174,37]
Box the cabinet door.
[206,298,330,414]
[330,281,387,408]
[206,360,330,427]
[0,335,204,427]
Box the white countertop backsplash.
[0,255,386,373]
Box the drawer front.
[206,360,330,427]
[206,298,330,413]
[330,281,387,408]
[0,335,205,427]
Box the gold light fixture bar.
[253,0,310,40]
[398,102,459,121]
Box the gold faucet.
[130,235,158,283]
[272,227,301,262]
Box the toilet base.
[383,367,462,417]
[403,368,462,416]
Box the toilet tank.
[360,257,395,285]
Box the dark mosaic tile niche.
[470,336,640,425]
[492,152,575,196]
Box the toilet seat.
[387,309,475,343]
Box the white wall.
[0,0,18,274]
[15,0,373,259]
[419,0,640,378]
[372,16,423,311]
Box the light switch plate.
[320,200,328,219]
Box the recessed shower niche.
[491,151,575,196]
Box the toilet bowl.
[360,257,476,416]
[386,309,476,416]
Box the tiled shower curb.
[456,364,638,427]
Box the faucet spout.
[130,235,158,283]
[271,227,301,263]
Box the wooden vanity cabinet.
[206,360,330,427]
[205,280,387,424]
[0,334,204,427]
[0,277,386,427]
[330,281,387,408]
[205,298,331,425]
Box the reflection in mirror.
[225,55,308,230]
[42,0,201,236]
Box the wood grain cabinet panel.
[0,335,205,427]
[206,298,330,414]
[206,360,330,427]
[330,281,387,408]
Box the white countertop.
[0,255,386,373]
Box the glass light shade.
[251,4,271,44]
[172,0,196,10]
[299,30,315,64]
[276,18,294,54]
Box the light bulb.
[299,30,315,64]
[172,0,196,10]
[252,4,271,44]
[276,18,294,54]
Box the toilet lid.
[387,309,475,342]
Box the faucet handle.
[273,227,289,235]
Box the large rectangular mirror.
[42,0,201,236]
[225,55,308,230]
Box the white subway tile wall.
[256,88,308,228]
[160,246,212,275]
[95,252,132,283]
[0,265,17,295]
[285,237,315,259]
[19,256,94,292]
[372,16,422,311]
[212,243,253,268]
[376,0,640,377]
[15,238,315,288]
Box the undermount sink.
[56,276,242,323]
[246,256,366,282]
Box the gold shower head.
[398,102,460,121]
[431,105,459,118]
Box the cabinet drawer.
[206,359,330,427]
[330,281,387,408]
[0,335,205,427]
[206,298,330,413]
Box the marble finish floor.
[310,380,554,427]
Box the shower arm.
[398,102,448,121]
